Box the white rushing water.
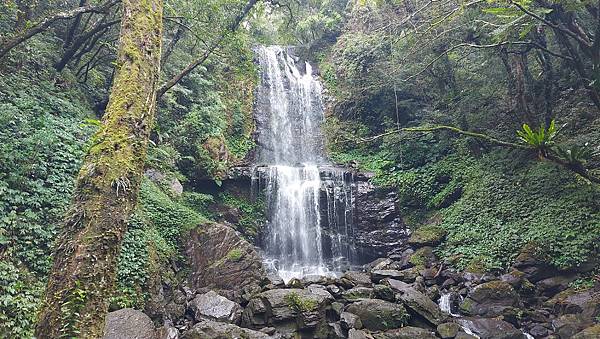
[253,46,354,282]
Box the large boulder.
[544,287,600,320]
[186,223,266,290]
[374,327,438,339]
[384,278,446,326]
[511,244,557,282]
[103,308,156,339]
[437,322,461,338]
[188,291,242,324]
[573,324,600,339]
[371,268,419,283]
[459,281,521,317]
[345,299,409,331]
[457,317,525,339]
[552,314,593,339]
[242,288,333,336]
[182,320,273,339]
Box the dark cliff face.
[352,182,408,261]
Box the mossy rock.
[408,225,447,247]
[572,324,600,339]
[346,299,409,331]
[409,246,437,268]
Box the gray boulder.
[374,326,438,339]
[189,291,242,324]
[459,281,521,317]
[371,268,419,283]
[182,320,274,339]
[457,317,525,339]
[340,311,363,330]
[345,299,409,331]
[103,308,156,339]
[437,322,461,338]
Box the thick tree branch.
[156,0,259,98]
[403,41,571,82]
[357,125,600,184]
[0,0,120,60]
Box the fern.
[516,120,557,156]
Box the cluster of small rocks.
[103,222,599,339]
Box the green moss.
[409,248,430,268]
[285,292,318,312]
[409,225,447,246]
[226,248,243,261]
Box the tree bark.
[35,0,163,337]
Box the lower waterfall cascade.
[252,46,357,282]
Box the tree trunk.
[35,0,163,337]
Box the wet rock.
[528,324,549,338]
[374,284,395,301]
[286,278,303,288]
[103,308,156,339]
[552,314,593,339]
[437,322,461,338]
[374,326,438,339]
[457,317,525,339]
[342,271,372,287]
[182,320,272,338]
[329,322,345,339]
[343,287,374,301]
[407,225,446,247]
[156,324,179,339]
[364,258,394,272]
[383,278,445,326]
[188,291,242,324]
[536,274,578,296]
[242,288,333,335]
[345,299,409,331]
[544,287,600,319]
[455,332,478,339]
[327,284,342,298]
[371,268,419,283]
[459,281,521,317]
[341,311,363,330]
[499,270,526,289]
[186,223,266,290]
[348,328,374,339]
[354,184,407,258]
[572,324,600,339]
[512,244,557,282]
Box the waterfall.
[252,46,355,282]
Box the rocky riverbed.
[103,222,599,339]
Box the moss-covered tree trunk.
[35,0,163,337]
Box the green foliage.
[112,178,208,308]
[554,143,596,166]
[0,68,95,337]
[217,192,266,242]
[517,120,557,152]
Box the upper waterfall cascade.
[252,46,356,282]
